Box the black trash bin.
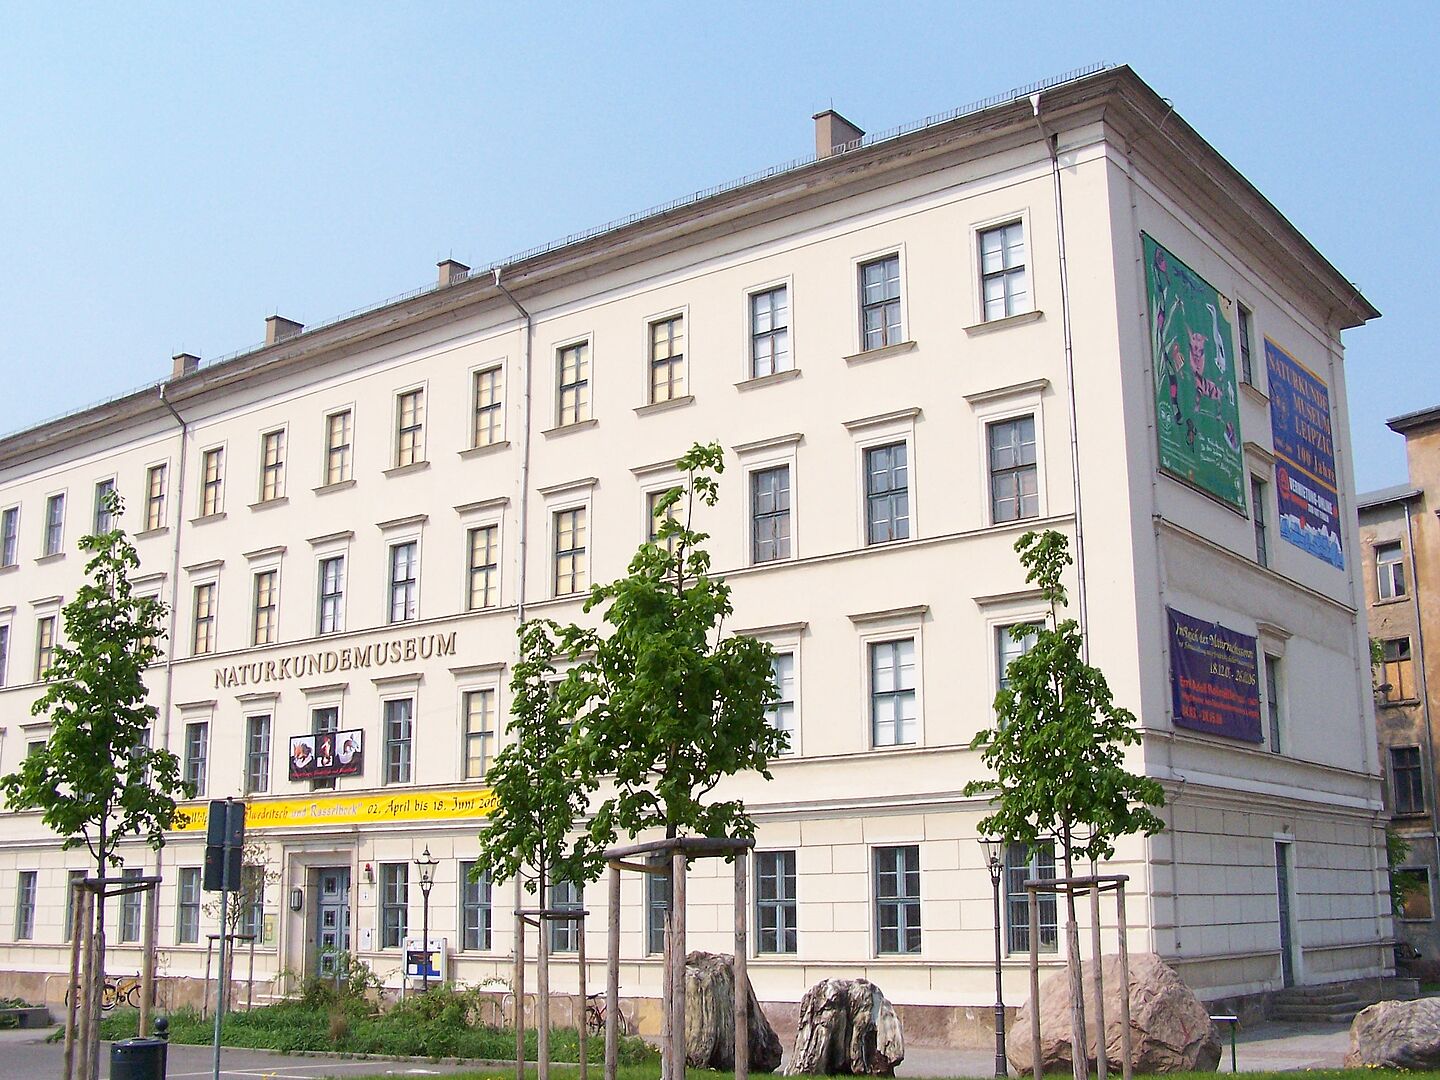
[110,1036,168,1079]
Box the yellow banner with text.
[170,787,497,832]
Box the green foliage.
[0,491,190,869]
[1386,826,1419,916]
[964,529,1165,872]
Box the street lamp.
[979,837,1008,1078]
[415,845,439,992]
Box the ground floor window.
[460,862,491,952]
[874,845,920,955]
[380,863,408,948]
[756,850,797,954]
[1005,841,1057,954]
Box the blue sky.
[1,2,1435,491]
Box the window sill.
[35,552,66,564]
[0,562,17,574]
[735,368,801,392]
[459,440,511,460]
[1240,381,1270,406]
[248,496,289,512]
[383,461,431,478]
[542,418,598,439]
[134,526,170,540]
[843,340,917,366]
[634,395,694,417]
[963,309,1043,336]
[1374,596,1409,607]
[1380,698,1422,708]
[313,479,357,496]
[189,512,227,526]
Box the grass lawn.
[324,1071,1440,1080]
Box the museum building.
[0,65,1391,1030]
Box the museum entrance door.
[312,866,352,979]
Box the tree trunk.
[91,872,107,1080]
[1062,836,1086,1080]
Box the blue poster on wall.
[1264,339,1344,569]
[1168,608,1263,743]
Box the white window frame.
[391,382,429,469]
[967,208,1036,326]
[243,707,275,795]
[850,245,909,355]
[468,359,507,449]
[256,424,289,504]
[320,404,356,488]
[851,606,927,751]
[92,476,118,535]
[309,530,352,636]
[41,489,67,557]
[197,444,226,518]
[967,380,1049,527]
[454,663,506,782]
[980,594,1047,706]
[0,610,13,688]
[188,568,221,657]
[141,459,170,533]
[1376,541,1407,601]
[640,305,690,408]
[0,503,19,566]
[1235,297,1259,390]
[742,275,797,383]
[379,687,419,787]
[737,620,806,758]
[180,706,213,796]
[456,498,507,611]
[870,842,923,957]
[552,333,595,429]
[1257,624,1290,754]
[379,516,425,625]
[302,685,347,792]
[541,478,597,599]
[245,548,283,647]
[32,598,61,682]
[844,408,920,548]
[734,434,801,568]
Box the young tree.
[203,840,281,1006]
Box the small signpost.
[203,798,245,1080]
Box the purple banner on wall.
[1167,608,1262,743]
[1265,338,1344,569]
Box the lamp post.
[415,845,439,992]
[980,837,1008,1078]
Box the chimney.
[171,352,200,379]
[814,109,864,159]
[437,259,471,287]
[265,315,304,346]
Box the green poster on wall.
[1143,233,1246,513]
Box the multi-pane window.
[980,222,1029,321]
[43,493,65,555]
[553,508,588,596]
[93,479,116,535]
[177,867,201,944]
[325,410,353,485]
[35,616,56,680]
[473,367,504,448]
[756,850,797,954]
[395,389,425,467]
[1381,638,1417,702]
[460,862,492,951]
[119,867,143,943]
[997,623,1041,693]
[192,582,217,655]
[1251,476,1269,567]
[311,706,339,791]
[245,714,272,794]
[1237,304,1255,385]
[751,466,791,563]
[750,286,791,377]
[260,429,286,502]
[549,880,582,953]
[870,638,917,747]
[859,255,901,350]
[864,443,909,544]
[318,556,345,634]
[384,698,414,785]
[252,570,278,646]
[144,464,167,531]
[1,506,17,565]
[184,721,209,794]
[389,542,418,623]
[63,869,86,941]
[380,863,408,948]
[557,342,591,426]
[200,448,223,516]
[467,526,499,610]
[239,864,265,940]
[1392,746,1426,816]
[647,490,677,550]
[988,416,1038,523]
[463,689,496,781]
[1005,841,1057,954]
[1377,542,1407,600]
[874,845,921,955]
[766,652,797,754]
[0,623,10,687]
[649,315,686,404]
[14,871,36,940]
[1264,654,1283,753]
[646,858,670,956]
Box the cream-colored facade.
[0,66,1389,1025]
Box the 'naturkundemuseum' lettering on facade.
[213,631,457,689]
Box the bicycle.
[584,992,630,1037]
[65,975,143,1012]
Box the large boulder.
[1344,998,1440,1068]
[684,951,783,1073]
[1011,952,1220,1075]
[787,978,904,1075]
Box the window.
[874,845,920,955]
[750,466,791,563]
[766,652,797,754]
[245,714,272,794]
[184,721,209,794]
[646,490,677,551]
[93,479,116,534]
[557,342,591,426]
[177,867,201,944]
[35,615,56,680]
[1237,304,1255,386]
[1392,746,1426,816]
[980,222,1029,321]
[14,871,36,940]
[200,448,223,516]
[311,706,339,791]
[43,493,65,555]
[384,698,414,785]
[388,542,418,623]
[859,255,901,350]
[1381,638,1417,702]
[473,366,504,448]
[318,556,345,634]
[1396,867,1434,921]
[870,638,917,747]
[1377,542,1407,600]
[239,864,265,940]
[260,429,286,502]
[1264,654,1283,753]
[395,389,425,467]
[0,623,9,687]
[192,582,216,656]
[549,880,582,953]
[997,623,1040,693]
[467,526,499,610]
[1,506,17,565]
[119,867,143,943]
[756,850,797,954]
[1005,841,1057,954]
[252,570,278,646]
[645,857,670,956]
[325,410,353,485]
[460,862,492,951]
[1251,476,1269,567]
[750,285,791,377]
[64,869,86,941]
[864,443,909,544]
[380,863,408,948]
[144,465,167,531]
[553,508,588,596]
[988,416,1038,523]
[649,315,686,403]
[463,689,496,780]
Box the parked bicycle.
[584,992,630,1037]
[65,974,145,1012]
